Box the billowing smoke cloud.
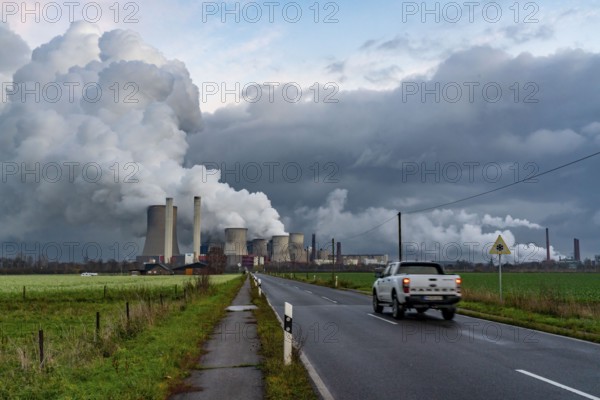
[0,22,285,257]
[297,189,560,263]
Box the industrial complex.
[133,196,382,274]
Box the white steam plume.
[0,22,285,250]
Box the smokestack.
[574,238,581,261]
[193,196,201,262]
[546,228,550,261]
[141,205,180,258]
[336,241,342,265]
[164,198,174,264]
[311,233,316,262]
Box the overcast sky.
[1,1,599,263]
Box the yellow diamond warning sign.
[489,235,511,255]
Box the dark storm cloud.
[188,46,600,259]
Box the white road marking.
[294,286,300,289]
[367,313,398,325]
[516,370,600,400]
[299,351,335,400]
[304,290,313,294]
[321,296,338,304]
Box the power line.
[342,150,600,240]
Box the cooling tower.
[271,235,290,262]
[252,239,268,257]
[225,228,248,256]
[141,205,180,258]
[193,196,201,261]
[289,233,305,262]
[318,248,331,262]
[225,228,248,267]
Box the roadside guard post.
[284,302,293,365]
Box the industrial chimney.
[193,196,201,262]
[546,228,550,262]
[311,233,316,262]
[141,205,180,259]
[574,238,581,261]
[164,198,174,264]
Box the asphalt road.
[257,274,600,400]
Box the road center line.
[304,290,313,294]
[516,370,600,400]
[321,296,338,304]
[367,313,398,325]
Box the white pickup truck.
[372,261,462,320]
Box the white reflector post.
[284,302,293,365]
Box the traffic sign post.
[489,235,511,303]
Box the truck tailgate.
[407,275,459,295]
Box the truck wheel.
[442,308,455,321]
[392,294,405,320]
[372,292,383,313]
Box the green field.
[278,271,600,341]
[0,274,243,399]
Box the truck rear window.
[396,266,441,275]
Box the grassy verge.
[458,298,600,344]
[249,279,317,400]
[0,275,245,399]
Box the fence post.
[126,302,130,323]
[284,302,293,366]
[95,312,100,342]
[38,330,44,368]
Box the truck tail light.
[455,277,462,293]
[402,277,410,294]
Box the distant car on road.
[372,261,462,320]
[80,272,98,276]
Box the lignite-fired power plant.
[136,197,309,270]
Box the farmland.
[0,274,243,399]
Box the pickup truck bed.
[372,262,462,320]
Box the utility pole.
[331,237,335,281]
[398,212,402,262]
